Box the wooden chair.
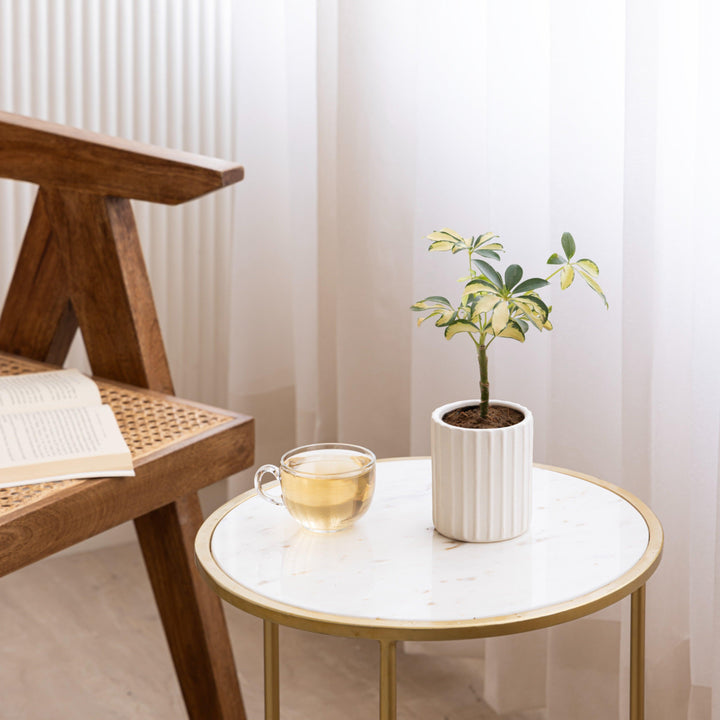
[0,112,254,719]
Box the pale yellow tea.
[280,448,375,532]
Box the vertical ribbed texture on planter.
[431,400,533,542]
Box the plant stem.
[545,267,563,282]
[478,343,489,418]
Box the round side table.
[195,458,663,720]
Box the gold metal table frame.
[195,461,663,720]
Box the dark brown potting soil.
[443,404,524,429]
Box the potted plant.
[411,229,606,542]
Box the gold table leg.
[630,585,646,720]
[264,620,280,720]
[379,639,397,720]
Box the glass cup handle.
[254,464,284,506]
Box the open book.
[0,369,134,488]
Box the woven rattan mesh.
[0,354,233,516]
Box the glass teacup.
[254,443,376,532]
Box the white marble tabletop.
[209,458,651,624]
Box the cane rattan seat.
[0,352,252,543]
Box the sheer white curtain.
[0,1,718,717]
[232,1,720,717]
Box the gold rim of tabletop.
[194,459,664,642]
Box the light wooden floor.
[0,541,547,719]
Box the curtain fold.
[0,1,718,716]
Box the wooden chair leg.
[135,493,247,720]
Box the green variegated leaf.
[472,294,501,316]
[410,295,452,311]
[504,264,523,290]
[511,299,545,330]
[427,229,464,242]
[444,229,471,252]
[439,228,465,241]
[517,318,529,333]
[428,240,455,252]
[491,301,509,334]
[410,303,429,312]
[463,277,500,298]
[427,229,466,252]
[498,322,525,342]
[560,264,575,289]
[511,296,543,318]
[577,269,609,307]
[476,232,499,245]
[424,295,452,306]
[481,242,504,251]
[576,258,599,276]
[543,317,553,330]
[561,232,576,260]
[433,309,456,326]
[476,249,501,261]
[473,260,503,289]
[524,293,549,317]
[444,320,479,339]
[547,253,565,265]
[416,308,455,327]
[471,261,492,279]
[513,277,549,294]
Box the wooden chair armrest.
[0,111,243,204]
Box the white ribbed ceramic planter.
[431,399,533,542]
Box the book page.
[0,405,133,486]
[0,369,102,414]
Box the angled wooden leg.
[42,187,173,390]
[40,187,246,719]
[135,495,246,720]
[0,191,78,362]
